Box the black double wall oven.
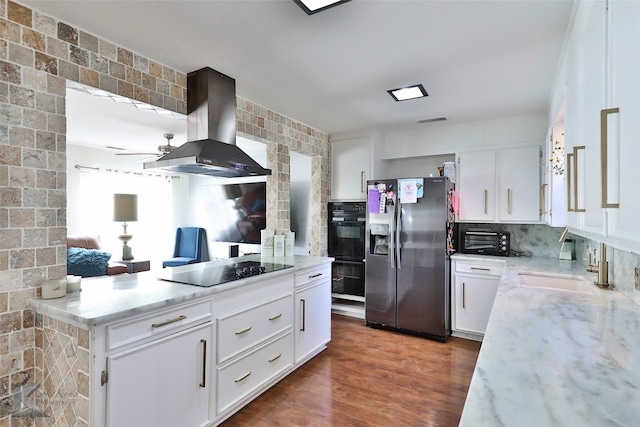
[328,202,366,298]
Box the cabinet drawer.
[217,332,293,414]
[107,299,213,351]
[217,294,292,363]
[294,265,331,288]
[455,261,505,277]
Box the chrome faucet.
[586,242,611,289]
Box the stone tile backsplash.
[459,222,640,306]
[0,0,330,424]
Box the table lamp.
[114,193,138,260]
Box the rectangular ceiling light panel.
[388,84,429,101]
[294,0,351,15]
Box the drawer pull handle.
[235,326,252,335]
[268,353,282,363]
[462,282,466,309]
[470,267,491,272]
[300,299,306,331]
[309,273,322,279]
[484,189,488,215]
[151,315,186,328]
[269,313,282,321]
[199,339,207,388]
[235,371,251,383]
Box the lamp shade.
[114,194,138,222]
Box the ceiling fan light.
[294,0,351,15]
[388,84,429,102]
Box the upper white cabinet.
[457,146,541,223]
[606,0,640,245]
[331,137,370,200]
[498,146,541,222]
[457,149,496,222]
[330,131,382,201]
[579,0,607,235]
[560,0,640,251]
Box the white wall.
[67,143,179,270]
[382,114,548,159]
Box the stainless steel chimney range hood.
[144,67,271,177]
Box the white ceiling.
[23,0,575,153]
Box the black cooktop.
[158,260,294,287]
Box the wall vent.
[417,116,448,124]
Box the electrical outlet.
[635,268,640,291]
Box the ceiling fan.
[115,133,178,159]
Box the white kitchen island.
[29,255,333,427]
[459,255,640,426]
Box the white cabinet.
[457,146,540,223]
[579,0,607,235]
[331,136,371,200]
[457,149,496,221]
[79,261,334,427]
[213,274,294,416]
[102,299,215,427]
[559,0,640,252]
[217,332,293,414]
[451,257,504,341]
[106,322,213,427]
[294,265,331,363]
[498,146,541,222]
[606,0,640,245]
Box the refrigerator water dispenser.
[370,223,390,255]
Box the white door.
[106,323,213,427]
[457,150,496,221]
[453,275,499,335]
[580,1,607,235]
[294,281,331,363]
[607,0,640,244]
[331,137,371,201]
[498,146,541,222]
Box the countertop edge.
[29,255,334,327]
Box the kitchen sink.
[517,273,593,293]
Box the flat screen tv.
[206,182,266,244]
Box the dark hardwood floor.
[221,314,481,427]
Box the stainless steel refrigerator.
[365,177,455,341]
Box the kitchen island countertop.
[456,254,640,426]
[29,255,333,328]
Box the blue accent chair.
[162,227,207,268]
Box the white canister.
[42,278,67,299]
[273,234,285,257]
[66,275,82,293]
[284,231,295,257]
[261,229,274,257]
[443,161,456,184]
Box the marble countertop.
[29,255,333,328]
[457,254,640,426]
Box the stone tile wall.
[238,98,330,256]
[34,315,89,427]
[0,0,330,425]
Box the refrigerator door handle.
[389,211,396,270]
[396,205,402,269]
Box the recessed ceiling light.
[388,84,428,102]
[294,0,351,15]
